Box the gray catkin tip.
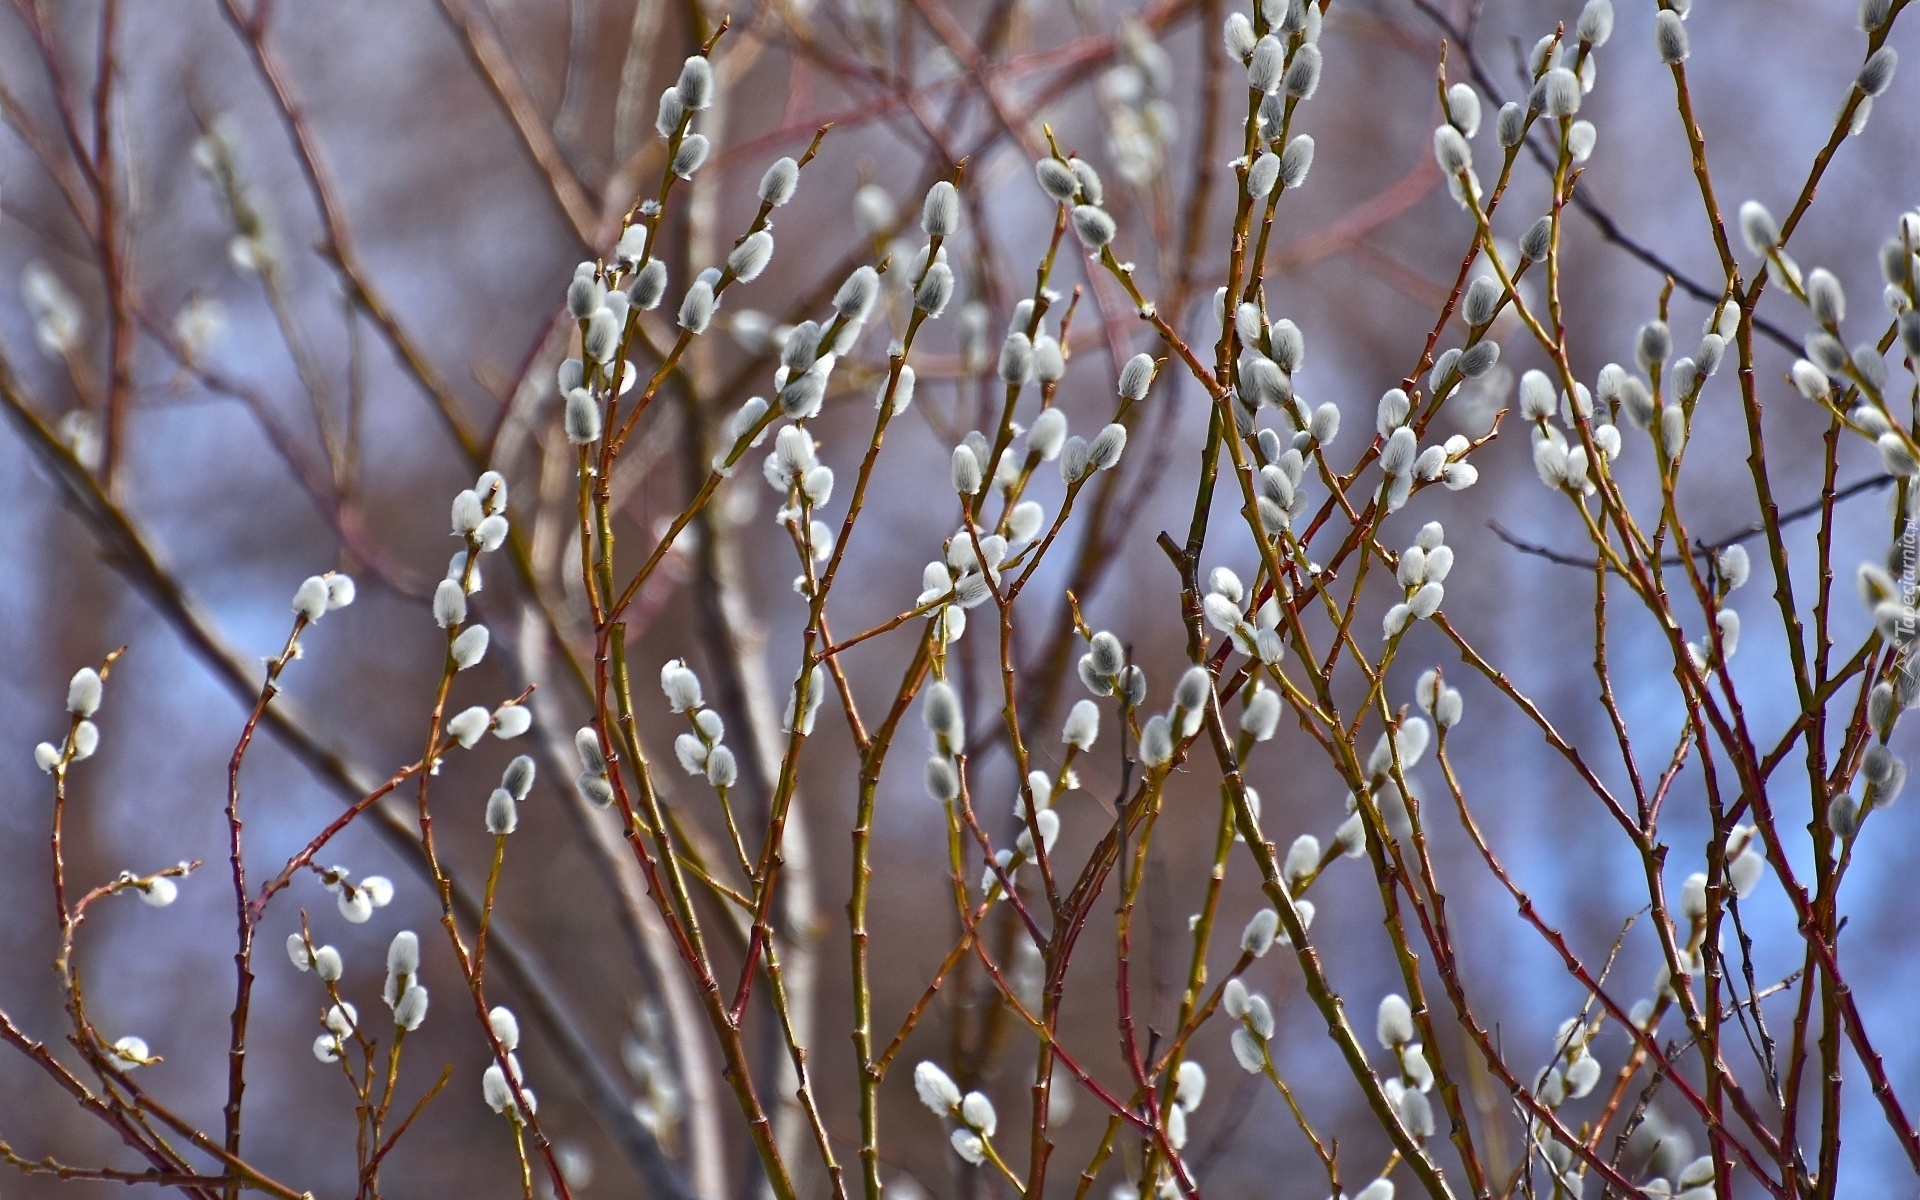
[1495,101,1526,148]
[759,157,800,206]
[1654,11,1689,64]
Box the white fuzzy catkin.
[1140,715,1173,766]
[728,231,774,282]
[671,134,711,178]
[1377,993,1414,1048]
[1063,699,1100,749]
[922,181,961,236]
[915,1061,962,1113]
[1036,157,1080,203]
[565,387,602,444]
[1071,206,1117,249]
[1858,47,1898,97]
[1247,36,1285,92]
[67,668,103,717]
[433,579,468,629]
[1446,83,1481,137]
[759,157,799,206]
[450,625,489,670]
[293,575,330,622]
[915,263,956,316]
[1089,423,1128,470]
[1279,134,1315,189]
[486,788,518,835]
[1433,125,1472,175]
[447,706,490,748]
[1654,11,1689,63]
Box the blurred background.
[1,0,1916,1196]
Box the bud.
[1496,101,1526,147]
[1653,11,1688,62]
[1463,276,1502,326]
[1578,0,1614,44]
[1242,687,1281,741]
[1139,715,1173,766]
[447,706,490,748]
[1247,35,1285,92]
[999,332,1034,385]
[487,788,518,835]
[1377,993,1414,1048]
[679,280,716,334]
[1069,159,1104,206]
[565,387,602,445]
[922,181,961,237]
[1807,268,1846,327]
[1071,205,1117,249]
[433,579,468,629]
[915,1061,962,1113]
[915,262,956,316]
[1118,353,1155,401]
[1247,152,1280,198]
[1241,908,1280,956]
[1283,44,1322,98]
[1446,83,1481,137]
[1741,200,1782,256]
[1089,423,1128,470]
[728,231,774,283]
[951,445,983,496]
[924,680,965,756]
[677,56,714,109]
[759,157,799,206]
[1858,47,1898,97]
[1063,699,1100,750]
[1275,136,1315,192]
[671,133,711,178]
[450,624,490,670]
[630,260,668,310]
[1434,125,1472,175]
[1036,157,1080,202]
[1543,68,1580,117]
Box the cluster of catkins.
[437,471,537,748]
[661,659,739,793]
